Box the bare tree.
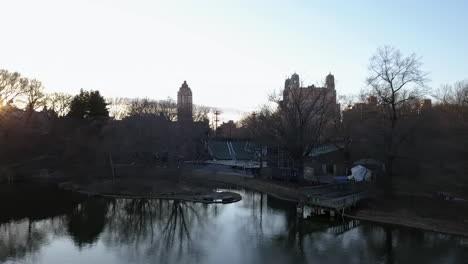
[328,94,360,173]
[261,83,338,180]
[127,97,177,121]
[127,98,159,117]
[366,46,429,186]
[239,111,261,139]
[193,105,211,122]
[0,70,28,105]
[367,46,429,126]
[158,97,177,121]
[45,92,73,117]
[437,80,468,124]
[24,79,46,113]
[109,97,213,122]
[106,97,132,120]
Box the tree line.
[225,46,467,193]
[0,71,213,181]
[0,70,213,121]
[1,46,467,193]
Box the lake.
[1,187,467,264]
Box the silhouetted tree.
[366,46,429,191]
[437,80,468,125]
[252,83,338,180]
[0,69,28,106]
[106,97,131,120]
[329,94,359,173]
[193,105,211,122]
[158,97,177,121]
[68,89,109,119]
[126,97,177,121]
[46,92,73,117]
[24,79,45,114]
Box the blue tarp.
[334,176,349,183]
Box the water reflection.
[0,185,79,263]
[67,198,109,248]
[0,216,69,263]
[0,188,467,264]
[101,199,217,263]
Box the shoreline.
[188,170,468,238]
[344,212,468,238]
[192,171,468,238]
[75,190,242,204]
[62,185,242,204]
[58,169,468,238]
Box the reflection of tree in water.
[283,220,468,264]
[243,192,444,264]
[3,191,468,264]
[75,196,468,264]
[149,200,204,263]
[67,198,110,248]
[0,187,81,262]
[161,201,193,247]
[0,217,68,263]
[263,195,343,249]
[102,198,215,263]
[219,190,367,263]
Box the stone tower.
[325,73,335,89]
[177,80,193,122]
[283,73,300,99]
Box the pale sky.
[1,0,468,121]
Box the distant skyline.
[2,0,468,121]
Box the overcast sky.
[1,0,468,121]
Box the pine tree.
[68,89,109,119]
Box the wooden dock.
[300,182,369,215]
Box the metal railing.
[306,191,367,210]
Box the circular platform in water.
[200,191,242,204]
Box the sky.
[1,0,468,121]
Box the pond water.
[1,187,467,264]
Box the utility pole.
[214,110,220,136]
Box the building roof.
[309,144,343,157]
[178,80,192,95]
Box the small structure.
[304,143,347,180]
[352,159,385,180]
[200,191,242,203]
[347,165,372,182]
[302,182,368,215]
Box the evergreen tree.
[68,89,109,119]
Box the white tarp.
[347,165,372,181]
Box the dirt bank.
[58,177,242,204]
[188,169,305,202]
[346,196,468,237]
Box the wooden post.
[109,153,115,184]
[296,203,304,218]
[330,209,336,220]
